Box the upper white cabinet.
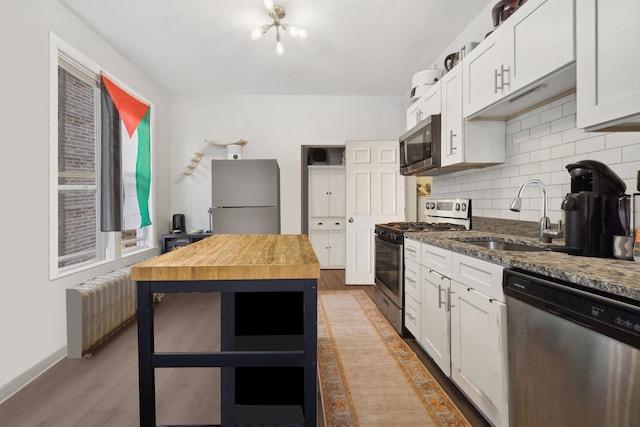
[576,0,640,131]
[406,82,441,131]
[440,64,505,169]
[308,166,345,218]
[463,0,576,119]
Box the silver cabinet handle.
[447,287,455,310]
[438,284,445,308]
[449,130,457,155]
[406,247,416,253]
[406,312,416,321]
[501,64,510,90]
[494,68,499,94]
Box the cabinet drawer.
[309,218,345,230]
[404,259,421,301]
[404,238,421,264]
[404,294,421,338]
[451,252,505,302]
[421,244,452,276]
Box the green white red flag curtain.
[100,74,151,231]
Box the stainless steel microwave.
[399,114,441,176]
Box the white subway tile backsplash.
[562,99,577,116]
[530,123,551,140]
[521,115,541,130]
[551,142,575,159]
[431,96,632,220]
[550,114,575,133]
[588,149,622,165]
[575,135,605,154]
[540,105,563,124]
[606,132,640,148]
[530,148,551,162]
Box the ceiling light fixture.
[250,0,307,56]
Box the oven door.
[374,236,403,307]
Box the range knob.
[461,203,467,211]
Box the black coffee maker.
[560,160,626,257]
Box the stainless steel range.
[373,199,472,335]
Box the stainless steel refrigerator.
[210,159,280,234]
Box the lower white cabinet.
[309,219,345,268]
[407,241,508,427]
[420,266,451,377]
[450,280,508,427]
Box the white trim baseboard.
[0,346,67,405]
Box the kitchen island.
[131,234,320,427]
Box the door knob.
[348,218,354,223]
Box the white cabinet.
[411,243,508,427]
[576,0,640,131]
[420,265,451,377]
[440,65,506,168]
[450,252,508,427]
[308,166,345,268]
[308,220,346,268]
[463,0,575,119]
[308,166,345,218]
[406,82,441,130]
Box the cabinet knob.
[348,218,354,223]
[318,222,323,225]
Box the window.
[52,37,153,277]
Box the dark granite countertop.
[405,217,640,303]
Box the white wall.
[431,93,640,222]
[170,95,406,233]
[0,1,170,400]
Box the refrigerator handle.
[208,207,214,233]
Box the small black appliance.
[560,160,626,258]
[172,213,186,233]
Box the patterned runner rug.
[317,290,470,427]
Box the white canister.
[410,68,443,102]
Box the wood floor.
[0,270,488,426]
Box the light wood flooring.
[0,270,488,426]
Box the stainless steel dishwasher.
[503,269,640,427]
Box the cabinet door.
[327,230,345,268]
[508,0,575,93]
[420,266,451,377]
[404,259,420,301]
[404,294,421,339]
[422,81,442,116]
[308,168,329,217]
[440,65,464,167]
[406,99,425,130]
[450,280,508,427]
[308,230,328,266]
[462,28,509,118]
[327,167,346,217]
[576,0,640,130]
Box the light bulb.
[298,29,308,39]
[289,26,299,37]
[276,41,284,55]
[250,28,263,40]
[264,0,274,9]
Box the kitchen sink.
[451,238,549,252]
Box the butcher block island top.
[131,234,320,282]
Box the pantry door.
[345,140,404,284]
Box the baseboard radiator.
[66,267,136,358]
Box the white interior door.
[345,140,404,284]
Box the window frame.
[49,33,155,280]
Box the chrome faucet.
[510,179,562,243]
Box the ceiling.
[59,0,491,96]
